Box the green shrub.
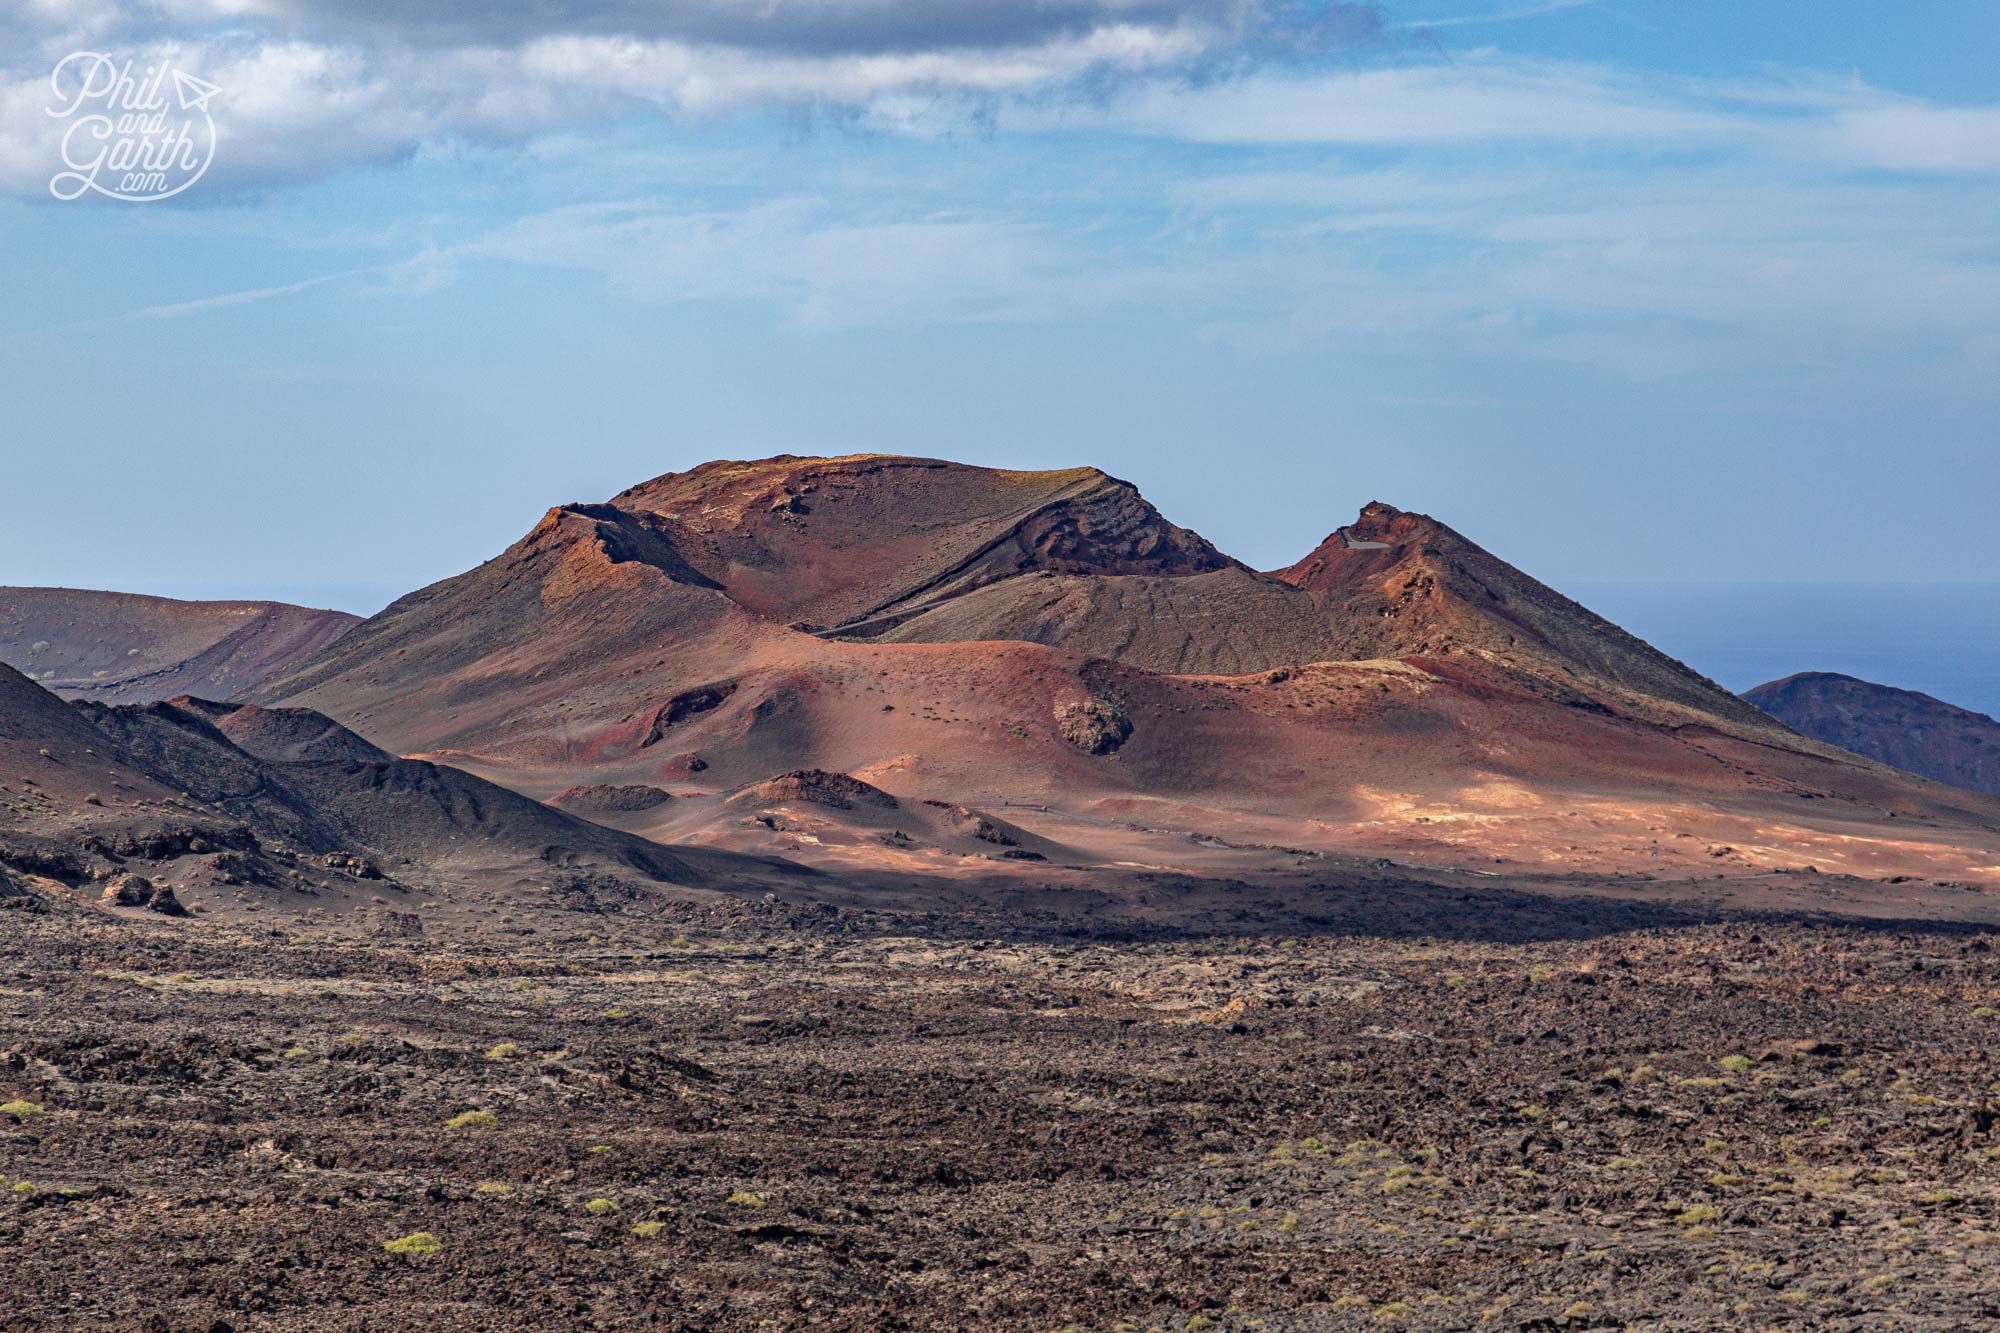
[0,1100,47,1121]
[726,1191,765,1208]
[474,1181,512,1195]
[632,1220,666,1238]
[485,1042,521,1061]
[585,1198,619,1215]
[1718,1055,1755,1074]
[446,1110,498,1129]
[382,1232,441,1255]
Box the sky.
[1,1,1997,702]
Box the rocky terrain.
[0,588,358,704]
[1747,672,2000,795]
[5,896,2000,1331]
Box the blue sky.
[2,1,1997,680]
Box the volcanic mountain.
[1746,672,2000,795]
[0,587,358,704]
[238,455,2000,892]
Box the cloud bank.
[7,0,1999,199]
[0,0,1385,192]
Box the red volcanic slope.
[1266,502,1773,729]
[0,587,358,704]
[1746,672,2000,795]
[611,455,1237,631]
[238,455,2000,889]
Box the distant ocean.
[1573,583,2000,721]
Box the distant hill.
[1745,672,2000,794]
[0,588,358,703]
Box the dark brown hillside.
[1746,672,2000,794]
[1,664,807,913]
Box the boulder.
[100,873,157,908]
[1055,698,1132,756]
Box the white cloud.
[0,22,1234,194]
[1080,58,1746,145]
[517,23,1211,112]
[450,200,1095,330]
[1824,102,2000,173]
[1,0,1997,197]
[1395,0,1591,31]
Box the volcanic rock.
[550,784,675,814]
[100,873,157,908]
[747,770,898,810]
[1056,699,1131,755]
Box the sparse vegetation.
[0,1100,47,1120]
[5,906,1997,1327]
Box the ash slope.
[1747,672,2000,795]
[0,587,359,704]
[0,664,797,915]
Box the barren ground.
[6,883,2000,1332]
